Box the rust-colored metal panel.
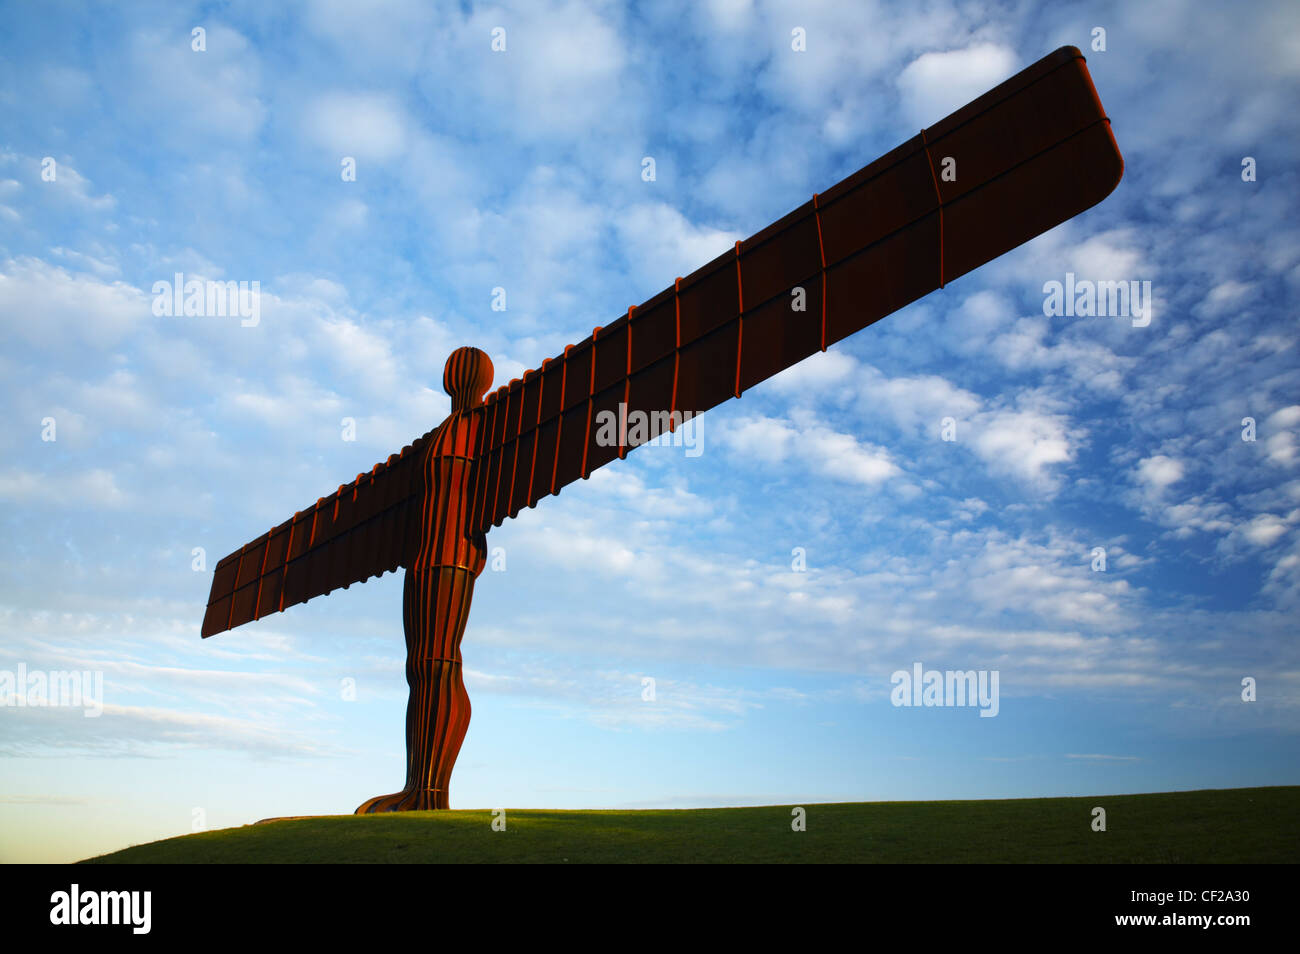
[677,250,739,344]
[346,479,376,548]
[324,520,349,594]
[559,341,593,413]
[297,541,325,606]
[255,564,285,620]
[400,489,425,570]
[209,552,241,603]
[519,371,542,437]
[370,498,394,577]
[353,511,379,585]
[509,429,538,518]
[552,400,590,494]
[538,359,564,422]
[674,321,740,417]
[278,558,306,611]
[626,353,678,442]
[492,398,516,513]
[927,69,1099,209]
[922,45,1084,143]
[818,134,919,208]
[817,141,937,269]
[467,452,492,532]
[231,541,258,596]
[478,392,501,455]
[229,579,259,630]
[592,321,629,396]
[491,436,517,527]
[528,417,560,506]
[261,521,292,576]
[285,512,312,562]
[380,500,405,575]
[943,122,1122,283]
[738,285,822,393]
[321,487,348,550]
[200,597,231,639]
[824,212,942,349]
[479,443,504,531]
[627,289,676,375]
[585,381,625,474]
[499,382,521,450]
[737,202,821,314]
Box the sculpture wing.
[467,45,1123,533]
[200,427,440,637]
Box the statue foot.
[355,787,446,814]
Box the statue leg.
[355,564,479,813]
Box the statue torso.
[412,409,487,574]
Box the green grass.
[81,786,1299,863]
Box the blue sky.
[2,0,1298,863]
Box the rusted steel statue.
[201,47,1123,812]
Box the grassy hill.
[82,786,1299,863]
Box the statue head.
[443,347,495,412]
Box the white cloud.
[1136,455,1185,492]
[0,468,129,509]
[968,408,1074,489]
[1239,513,1292,547]
[803,426,900,485]
[45,162,115,211]
[1066,753,1140,761]
[1200,279,1254,317]
[855,365,982,438]
[0,258,148,348]
[896,43,1018,128]
[716,414,796,464]
[303,93,409,161]
[314,315,403,395]
[0,703,331,758]
[765,349,857,395]
[614,202,739,290]
[427,1,630,138]
[954,531,1137,629]
[124,27,266,142]
[1264,405,1300,466]
[719,413,899,486]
